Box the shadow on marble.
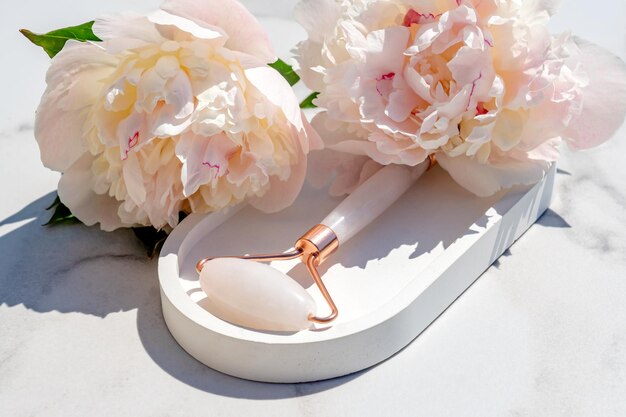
[0,192,53,227]
[0,191,152,317]
[135,299,363,397]
[536,208,571,228]
[0,193,359,398]
[491,249,512,269]
[556,168,572,176]
[0,188,572,399]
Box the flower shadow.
[0,193,359,399]
[1,168,562,398]
[324,167,503,271]
[0,192,151,317]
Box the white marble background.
[1,1,625,416]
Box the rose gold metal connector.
[196,224,340,324]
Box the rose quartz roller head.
[196,158,433,331]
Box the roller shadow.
[331,167,499,270]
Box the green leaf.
[300,92,319,109]
[20,21,101,58]
[132,212,188,258]
[44,194,80,226]
[132,227,169,259]
[268,58,300,86]
[43,193,185,258]
[45,194,62,211]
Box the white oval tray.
[158,165,555,383]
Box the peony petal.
[363,27,410,79]
[292,40,328,92]
[93,12,164,44]
[564,38,626,150]
[294,0,342,43]
[433,6,480,55]
[523,0,564,16]
[310,112,412,165]
[527,138,561,162]
[307,147,383,197]
[491,108,526,151]
[301,115,324,154]
[161,0,276,62]
[116,111,148,160]
[331,139,402,165]
[447,46,487,86]
[437,152,549,196]
[35,41,117,171]
[151,70,195,136]
[58,154,129,231]
[147,9,224,40]
[387,87,422,123]
[309,111,356,147]
[331,158,382,196]
[244,64,304,131]
[249,136,307,213]
[122,151,147,205]
[176,132,238,196]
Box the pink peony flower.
[294,0,626,196]
[35,0,321,231]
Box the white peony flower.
[35,0,321,231]
[294,0,626,196]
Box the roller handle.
[321,161,429,244]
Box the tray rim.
[158,164,556,345]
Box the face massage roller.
[196,156,436,332]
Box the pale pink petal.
[161,0,276,62]
[34,101,87,172]
[93,12,163,45]
[176,132,238,196]
[244,64,304,131]
[116,112,148,160]
[309,112,408,165]
[386,88,422,123]
[307,115,421,195]
[432,6,481,54]
[404,66,435,103]
[309,112,356,147]
[249,138,307,213]
[437,152,549,196]
[371,133,428,166]
[308,147,383,197]
[363,27,410,79]
[332,159,382,196]
[307,113,356,191]
[302,116,324,153]
[35,42,117,171]
[292,40,328,92]
[565,38,626,150]
[491,108,526,151]
[447,46,486,86]
[150,70,195,136]
[294,0,342,42]
[409,23,441,54]
[524,0,564,16]
[527,138,561,162]
[135,67,168,112]
[58,154,128,231]
[331,139,402,164]
[122,152,147,205]
[147,10,224,40]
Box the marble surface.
[1,1,625,416]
